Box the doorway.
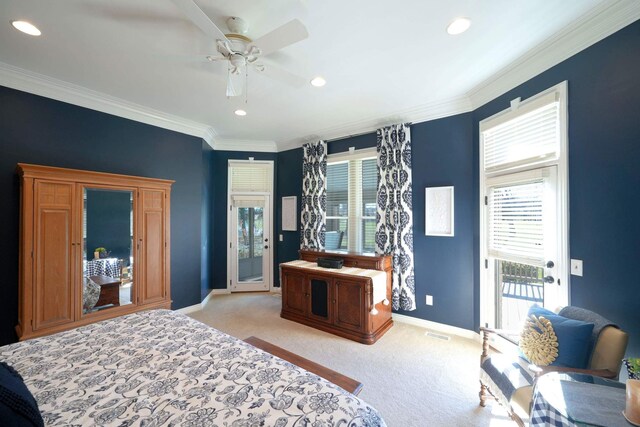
[230,195,271,291]
[479,82,569,330]
[227,160,274,292]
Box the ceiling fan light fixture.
[234,109,247,116]
[11,20,41,36]
[447,17,471,35]
[310,76,326,87]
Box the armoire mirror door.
[80,185,136,316]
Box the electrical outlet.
[426,295,433,306]
[279,234,283,242]
[570,259,583,276]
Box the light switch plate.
[570,259,583,276]
[279,234,283,242]
[426,295,433,306]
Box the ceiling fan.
[172,0,309,99]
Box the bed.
[0,310,386,426]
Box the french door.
[484,166,567,330]
[229,195,271,292]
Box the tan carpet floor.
[189,292,514,427]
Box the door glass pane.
[496,259,544,330]
[237,206,263,282]
[83,188,134,315]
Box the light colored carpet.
[189,292,514,427]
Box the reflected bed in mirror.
[82,187,134,314]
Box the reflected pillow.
[83,276,100,312]
[519,305,594,369]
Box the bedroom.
[1,0,639,426]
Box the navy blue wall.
[473,20,640,356]
[0,85,204,345]
[86,189,132,263]
[210,150,278,289]
[275,147,304,285]
[273,22,640,351]
[201,143,214,299]
[274,118,475,328]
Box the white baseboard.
[175,289,231,314]
[175,303,202,314]
[270,287,282,294]
[392,313,481,342]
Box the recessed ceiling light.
[447,17,471,35]
[234,109,247,116]
[310,76,326,87]
[11,20,41,36]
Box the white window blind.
[488,179,546,266]
[483,100,560,172]
[230,163,272,193]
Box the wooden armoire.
[16,164,173,340]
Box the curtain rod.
[325,122,413,143]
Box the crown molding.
[0,61,216,144]
[468,0,640,109]
[276,95,473,152]
[213,138,278,152]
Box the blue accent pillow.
[521,305,595,369]
[0,362,44,427]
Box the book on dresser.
[280,249,393,344]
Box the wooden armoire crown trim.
[16,163,174,341]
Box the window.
[326,149,378,253]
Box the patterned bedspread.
[0,310,385,426]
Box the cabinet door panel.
[34,181,74,330]
[139,189,166,304]
[334,279,366,332]
[282,271,307,316]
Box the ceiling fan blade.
[171,0,230,43]
[249,19,308,56]
[254,63,306,88]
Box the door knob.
[543,276,555,284]
[264,245,269,249]
[546,260,555,268]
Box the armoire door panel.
[34,182,74,330]
[140,189,165,304]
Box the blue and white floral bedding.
[0,310,385,426]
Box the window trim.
[327,147,377,253]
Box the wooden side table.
[90,275,121,308]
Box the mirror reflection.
[82,188,134,314]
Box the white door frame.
[479,81,570,328]
[226,160,275,292]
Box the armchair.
[479,306,628,426]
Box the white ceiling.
[1,0,638,151]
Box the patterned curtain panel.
[300,140,327,249]
[375,123,416,311]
